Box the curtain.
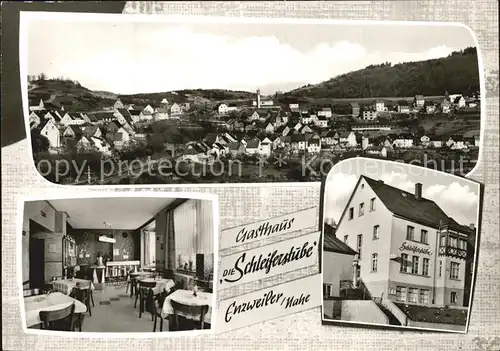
[173,200,197,270]
[149,231,155,265]
[143,230,150,266]
[172,199,215,272]
[165,209,176,270]
[196,200,214,254]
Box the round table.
[129,271,155,297]
[24,292,87,328]
[161,289,212,325]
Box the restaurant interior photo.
[21,196,216,333]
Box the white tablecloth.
[51,279,95,295]
[161,289,212,324]
[130,271,155,279]
[138,278,175,295]
[24,292,87,327]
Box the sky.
[26,15,477,95]
[323,158,480,228]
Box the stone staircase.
[375,301,402,325]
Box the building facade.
[334,175,475,308]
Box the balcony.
[438,246,467,259]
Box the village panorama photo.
[22,13,482,185]
[321,158,481,333]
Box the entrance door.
[29,237,45,289]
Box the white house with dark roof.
[29,112,42,130]
[322,225,357,304]
[316,116,329,128]
[128,109,141,123]
[245,138,261,155]
[259,137,273,157]
[318,107,333,118]
[453,96,466,108]
[307,137,321,154]
[170,103,182,115]
[393,135,414,148]
[113,99,125,110]
[334,175,475,308]
[362,110,378,120]
[374,100,385,112]
[414,95,425,108]
[33,119,60,150]
[29,98,45,111]
[62,125,83,138]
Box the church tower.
[256,88,261,108]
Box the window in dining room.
[173,200,214,273]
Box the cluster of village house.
[29,89,480,164]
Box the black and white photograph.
[22,13,482,185]
[321,158,481,332]
[21,195,217,333]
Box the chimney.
[257,88,261,108]
[415,183,423,200]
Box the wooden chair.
[170,300,209,331]
[41,283,54,294]
[152,290,169,332]
[135,281,156,319]
[39,303,76,331]
[70,281,94,316]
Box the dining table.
[129,271,156,296]
[161,289,213,328]
[24,292,87,328]
[51,278,95,295]
[138,278,175,295]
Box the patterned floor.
[80,283,169,333]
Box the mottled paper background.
[2,1,499,350]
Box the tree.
[31,132,50,153]
[38,72,47,81]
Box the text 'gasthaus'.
[236,218,295,244]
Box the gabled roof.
[34,118,52,132]
[344,175,473,234]
[65,125,82,135]
[323,229,357,255]
[246,138,260,149]
[187,143,206,153]
[82,125,99,137]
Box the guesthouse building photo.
[21,196,216,333]
[322,161,480,332]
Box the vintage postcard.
[20,12,483,185]
[321,158,482,333]
[19,193,218,335]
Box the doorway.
[29,237,45,289]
